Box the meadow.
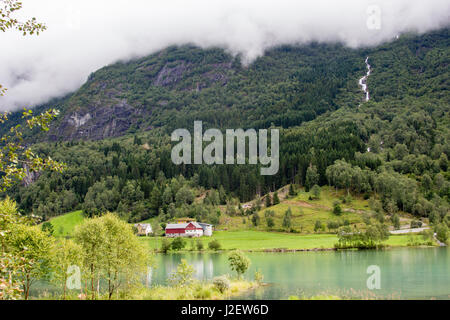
[139,230,423,252]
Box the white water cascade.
[358,57,372,103]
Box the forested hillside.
[2,29,449,227]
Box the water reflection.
[152,248,450,299]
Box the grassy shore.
[128,280,258,300]
[139,230,434,252]
[40,279,258,300]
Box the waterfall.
[358,57,371,103]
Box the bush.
[435,223,448,243]
[332,202,342,216]
[41,221,54,235]
[171,237,186,251]
[363,213,372,225]
[194,286,212,299]
[327,220,341,230]
[251,213,260,226]
[254,269,264,284]
[196,239,204,251]
[208,239,221,251]
[168,259,194,287]
[375,211,385,223]
[410,220,423,228]
[161,238,171,253]
[266,217,275,229]
[213,276,230,293]
[311,185,321,200]
[282,208,292,229]
[421,229,434,243]
[391,214,400,230]
[314,220,324,232]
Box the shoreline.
[149,243,440,254]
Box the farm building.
[134,223,153,236]
[198,223,213,236]
[165,221,213,238]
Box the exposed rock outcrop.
[50,100,149,141]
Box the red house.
[165,222,204,238]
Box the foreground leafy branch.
[0,109,65,192]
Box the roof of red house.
[165,222,202,230]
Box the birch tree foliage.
[0,109,65,192]
[0,0,46,96]
[0,0,63,192]
[0,0,46,35]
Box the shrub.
[410,220,423,229]
[194,286,212,299]
[41,221,54,235]
[251,213,260,226]
[363,213,371,225]
[283,208,292,229]
[391,214,400,230]
[314,220,324,232]
[375,211,385,223]
[266,217,275,229]
[264,210,275,219]
[196,239,204,251]
[254,269,264,284]
[311,185,321,200]
[208,239,221,251]
[161,238,171,253]
[435,223,448,243]
[168,259,194,287]
[171,237,186,251]
[421,229,434,243]
[333,202,342,216]
[213,276,230,293]
[327,220,340,230]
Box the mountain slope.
[2,29,449,227]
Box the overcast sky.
[0,0,449,111]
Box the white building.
[134,223,153,236]
[199,223,213,236]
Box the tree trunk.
[24,276,30,300]
[90,265,95,300]
[63,279,67,300]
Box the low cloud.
[0,0,449,111]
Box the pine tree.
[289,184,296,197]
[265,195,272,208]
[282,208,292,229]
[273,192,280,205]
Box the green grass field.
[139,230,421,252]
[46,210,84,237]
[220,186,367,233]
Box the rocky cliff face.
[46,46,235,141]
[49,100,150,141]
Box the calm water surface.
[151,247,449,299]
